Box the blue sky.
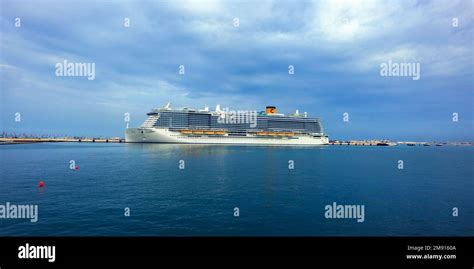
[1,0,473,140]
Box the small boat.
[407,143,416,146]
[377,142,397,146]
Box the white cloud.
[357,44,472,77]
[165,0,224,15]
[307,0,409,42]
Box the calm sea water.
[0,143,472,236]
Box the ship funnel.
[296,109,299,115]
[164,102,171,109]
[216,104,222,113]
[266,106,276,114]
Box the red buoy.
[75,165,79,171]
[39,181,44,188]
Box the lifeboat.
[285,132,295,136]
[257,132,267,136]
[192,130,204,134]
[180,130,192,134]
[204,131,215,135]
[214,131,226,135]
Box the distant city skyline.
[1,0,473,141]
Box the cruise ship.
[125,103,329,145]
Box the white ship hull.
[125,128,328,146]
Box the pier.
[0,137,470,146]
[329,140,397,146]
[329,140,471,146]
[0,137,124,145]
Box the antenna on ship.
[215,104,222,113]
[164,102,171,110]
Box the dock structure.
[1,137,470,146]
[328,141,471,147]
[0,137,124,144]
[329,140,397,146]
